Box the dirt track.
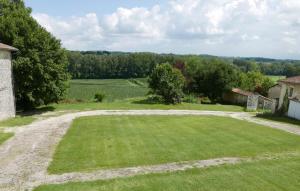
[0,110,299,191]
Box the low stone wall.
[0,50,15,120]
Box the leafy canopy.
[185,58,240,101]
[148,63,185,104]
[238,71,274,96]
[0,0,69,109]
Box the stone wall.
[0,50,15,120]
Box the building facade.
[277,76,300,110]
[0,43,17,120]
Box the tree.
[187,59,239,101]
[238,71,275,96]
[0,0,69,109]
[148,63,185,104]
[233,59,259,72]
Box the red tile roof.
[0,43,18,51]
[232,88,254,96]
[279,76,300,84]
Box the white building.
[269,76,300,120]
[0,43,17,120]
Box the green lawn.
[36,155,300,191]
[48,99,244,112]
[67,79,148,102]
[0,132,13,145]
[48,116,300,174]
[256,113,300,127]
[0,116,35,127]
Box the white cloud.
[32,0,300,59]
[33,13,103,50]
[103,5,166,39]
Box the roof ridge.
[0,43,18,51]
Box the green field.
[35,156,300,191]
[48,116,300,174]
[67,79,148,102]
[267,75,285,83]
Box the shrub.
[201,97,212,104]
[183,94,200,104]
[94,93,106,102]
[148,63,185,104]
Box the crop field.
[67,79,148,102]
[48,115,300,174]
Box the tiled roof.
[279,76,300,84]
[0,43,18,51]
[232,88,254,96]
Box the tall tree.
[0,0,69,109]
[185,58,239,101]
[148,63,185,104]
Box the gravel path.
[0,110,299,191]
[27,157,241,190]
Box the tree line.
[68,51,300,80]
[148,57,275,104]
[232,59,300,77]
[67,51,177,79]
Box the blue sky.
[25,0,167,17]
[24,0,300,59]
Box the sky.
[25,0,300,59]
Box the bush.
[94,93,106,102]
[200,97,212,104]
[148,63,185,104]
[183,94,201,104]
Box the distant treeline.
[67,51,178,79]
[232,59,300,77]
[67,51,300,79]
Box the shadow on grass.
[17,106,56,117]
[256,113,300,126]
[131,99,166,105]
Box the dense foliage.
[0,0,69,109]
[67,51,176,79]
[233,58,300,77]
[184,57,240,101]
[148,63,185,104]
[68,51,300,80]
[238,72,274,96]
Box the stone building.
[0,43,17,120]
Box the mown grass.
[0,116,36,127]
[0,132,13,145]
[48,116,300,174]
[67,79,148,102]
[256,113,300,127]
[36,155,300,191]
[49,99,244,112]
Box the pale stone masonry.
[0,43,17,120]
